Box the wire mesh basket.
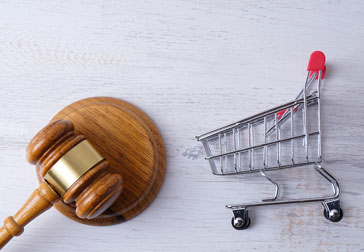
[196,51,342,230]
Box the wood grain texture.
[0,181,59,250]
[49,97,166,225]
[0,117,127,249]
[27,118,124,224]
[0,0,364,251]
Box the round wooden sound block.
[35,97,166,226]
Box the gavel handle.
[0,181,60,250]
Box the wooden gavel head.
[26,119,123,219]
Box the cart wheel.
[231,217,251,230]
[323,208,343,222]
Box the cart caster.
[231,216,250,230]
[322,199,343,223]
[231,209,250,230]
[323,208,343,222]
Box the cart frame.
[196,51,342,229]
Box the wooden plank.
[0,0,363,251]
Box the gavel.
[0,119,123,249]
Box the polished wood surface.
[0,182,59,250]
[0,119,124,249]
[47,97,167,225]
[27,119,123,221]
[0,96,167,249]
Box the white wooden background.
[0,1,364,251]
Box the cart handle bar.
[308,51,326,79]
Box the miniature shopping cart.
[196,51,343,230]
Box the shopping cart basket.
[196,51,343,230]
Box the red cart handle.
[277,51,326,121]
[308,51,326,79]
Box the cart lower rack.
[196,51,343,229]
